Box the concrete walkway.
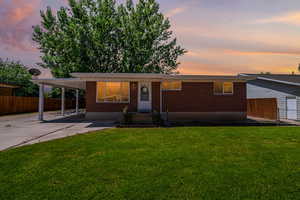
[0,111,114,151]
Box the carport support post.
[61,87,65,116]
[38,84,44,121]
[75,89,79,115]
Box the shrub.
[152,110,162,125]
[123,106,132,124]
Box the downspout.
[161,82,168,123]
[160,81,162,115]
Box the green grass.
[0,127,300,200]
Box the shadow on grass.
[41,113,296,128]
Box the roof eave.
[71,73,251,82]
[32,78,86,90]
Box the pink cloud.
[256,11,300,26]
[9,0,37,23]
[178,61,244,75]
[0,0,41,52]
[166,7,187,18]
[223,49,300,56]
[178,61,297,75]
[186,49,300,59]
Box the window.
[140,85,150,101]
[223,82,233,94]
[96,82,130,103]
[162,81,182,91]
[214,82,233,95]
[214,82,223,94]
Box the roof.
[71,73,252,82]
[32,73,253,90]
[32,78,86,90]
[240,74,300,87]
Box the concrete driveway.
[0,111,114,151]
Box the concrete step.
[132,113,153,123]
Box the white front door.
[138,82,152,112]
[287,97,297,120]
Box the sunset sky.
[1,0,300,77]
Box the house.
[0,82,19,96]
[240,74,300,120]
[33,73,250,122]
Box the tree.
[33,0,186,78]
[0,58,39,96]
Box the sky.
[1,0,300,77]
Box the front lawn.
[0,127,300,200]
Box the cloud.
[166,7,187,18]
[178,60,297,75]
[186,48,300,60]
[256,11,300,26]
[223,49,300,56]
[178,61,246,75]
[0,0,41,52]
[181,47,300,75]
[9,2,36,23]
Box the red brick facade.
[86,81,246,113]
[152,82,161,112]
[162,82,246,112]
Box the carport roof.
[32,78,86,90]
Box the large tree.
[0,58,39,97]
[33,0,186,78]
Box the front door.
[138,82,152,112]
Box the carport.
[32,78,86,120]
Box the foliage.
[0,58,38,96]
[0,127,300,199]
[33,0,186,78]
[47,87,80,99]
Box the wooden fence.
[0,96,80,115]
[247,98,278,120]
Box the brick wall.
[86,81,247,113]
[162,82,246,112]
[152,82,161,112]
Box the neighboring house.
[0,82,19,96]
[240,74,300,120]
[34,73,250,122]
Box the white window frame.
[162,81,182,91]
[214,82,234,95]
[96,81,130,104]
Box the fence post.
[38,84,44,121]
[61,87,65,116]
[76,89,79,115]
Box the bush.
[152,110,162,125]
[123,106,133,124]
